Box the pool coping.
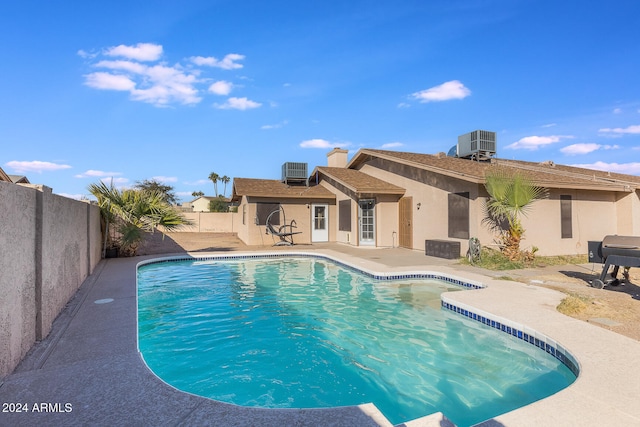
[2,249,640,426]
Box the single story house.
[231,147,640,256]
[182,196,232,212]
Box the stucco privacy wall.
[0,182,101,378]
[178,212,239,233]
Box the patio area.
[1,236,640,426]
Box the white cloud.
[215,97,261,110]
[152,176,178,183]
[190,53,245,70]
[85,61,201,106]
[380,142,404,149]
[5,160,72,173]
[411,80,471,103]
[570,161,640,175]
[397,102,411,109]
[105,43,163,61]
[81,43,251,108]
[599,125,640,135]
[131,64,201,105]
[506,135,573,150]
[560,143,620,155]
[541,123,557,128]
[261,120,289,130]
[100,177,129,186]
[613,108,622,114]
[299,139,348,149]
[208,80,233,95]
[84,72,136,91]
[94,59,147,74]
[77,49,97,59]
[74,170,122,178]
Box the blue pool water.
[137,257,575,427]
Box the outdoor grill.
[591,235,640,289]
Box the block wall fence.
[0,182,102,378]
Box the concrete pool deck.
[1,245,640,426]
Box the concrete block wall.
[0,182,101,378]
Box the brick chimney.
[327,148,348,168]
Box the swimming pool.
[137,254,576,426]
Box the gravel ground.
[136,231,640,342]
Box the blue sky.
[2,0,639,202]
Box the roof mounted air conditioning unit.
[282,162,308,186]
[457,130,497,161]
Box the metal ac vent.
[457,130,497,161]
[282,162,308,186]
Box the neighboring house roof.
[0,167,11,182]
[315,166,405,197]
[190,195,228,203]
[232,178,335,201]
[351,149,639,192]
[8,175,30,184]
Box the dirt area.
[135,231,640,342]
[533,269,640,341]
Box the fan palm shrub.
[89,181,192,257]
[483,166,548,260]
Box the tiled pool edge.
[136,251,581,378]
[440,297,580,377]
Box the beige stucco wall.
[0,182,37,379]
[319,182,354,245]
[235,197,335,246]
[0,182,101,378]
[179,212,239,232]
[357,162,483,254]
[520,189,619,256]
[376,194,400,248]
[354,159,639,256]
[616,190,640,236]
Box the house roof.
[189,195,228,203]
[314,167,405,196]
[8,175,30,184]
[350,149,640,192]
[0,167,11,182]
[232,178,335,201]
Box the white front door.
[311,204,329,242]
[358,199,375,245]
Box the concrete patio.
[1,244,640,426]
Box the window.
[256,203,280,225]
[448,192,470,239]
[560,195,572,238]
[339,200,351,231]
[242,204,246,225]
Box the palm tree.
[221,175,230,197]
[192,191,204,197]
[89,181,192,256]
[208,172,219,196]
[483,166,548,260]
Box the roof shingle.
[356,149,639,192]
[232,178,335,200]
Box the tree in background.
[483,166,547,261]
[208,172,220,196]
[221,175,231,197]
[209,198,228,212]
[134,179,178,205]
[192,191,204,198]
